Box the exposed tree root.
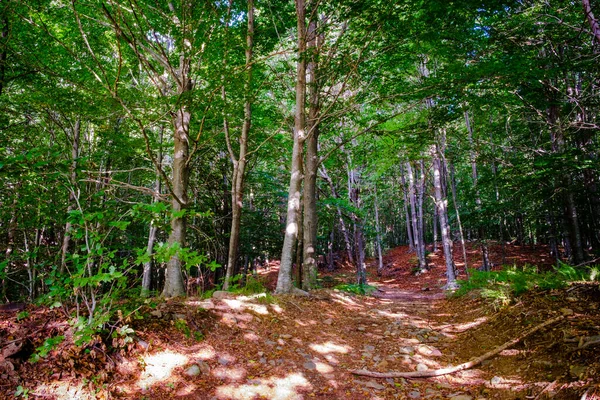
[351,315,564,379]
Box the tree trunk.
[465,110,490,271]
[400,166,415,252]
[449,163,469,274]
[320,165,354,265]
[60,118,81,274]
[374,185,384,275]
[349,168,366,285]
[276,0,306,294]
[432,146,457,289]
[406,162,427,272]
[302,12,320,291]
[142,127,164,296]
[582,0,600,44]
[162,62,191,297]
[223,0,254,290]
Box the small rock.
[280,334,292,339]
[212,291,232,300]
[362,352,373,359]
[257,351,264,357]
[218,357,232,366]
[408,390,421,399]
[449,395,472,400]
[324,319,333,325]
[373,355,381,362]
[417,345,442,357]
[150,310,162,318]
[184,364,201,377]
[399,346,414,354]
[174,313,186,320]
[259,358,266,364]
[198,361,210,374]
[264,340,276,346]
[560,308,574,316]
[566,296,577,302]
[303,361,316,370]
[416,363,428,372]
[357,326,366,332]
[364,380,385,390]
[490,376,502,385]
[197,300,215,310]
[364,345,375,352]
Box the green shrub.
[334,283,377,295]
[455,262,600,306]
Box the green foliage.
[334,283,377,296]
[14,386,29,399]
[455,264,600,307]
[30,335,65,362]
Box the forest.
[1,0,599,398]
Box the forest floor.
[1,243,599,399]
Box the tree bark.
[60,118,80,274]
[449,163,469,274]
[320,165,354,265]
[276,0,307,294]
[162,60,191,297]
[142,127,163,296]
[302,12,320,291]
[374,185,384,275]
[432,145,457,289]
[400,165,415,252]
[406,162,427,272]
[223,0,254,290]
[582,0,600,45]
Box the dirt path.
[3,245,599,399]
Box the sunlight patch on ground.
[374,309,409,319]
[213,366,247,381]
[221,298,270,315]
[33,381,95,400]
[189,344,217,360]
[215,372,312,400]
[310,341,351,354]
[137,350,188,389]
[270,304,284,314]
[176,384,198,396]
[315,361,334,374]
[330,292,364,309]
[440,316,488,333]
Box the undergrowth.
[455,263,600,307]
[334,283,377,295]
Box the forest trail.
[2,245,599,399]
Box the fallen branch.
[351,315,564,379]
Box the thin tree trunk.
[0,13,8,97]
[432,145,457,289]
[449,163,469,275]
[417,160,427,269]
[320,165,354,265]
[582,0,600,45]
[142,127,164,296]
[406,162,427,272]
[374,185,384,275]
[349,168,366,285]
[223,0,254,290]
[465,110,490,271]
[400,166,415,251]
[276,0,307,294]
[60,118,81,274]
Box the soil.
[1,243,599,399]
